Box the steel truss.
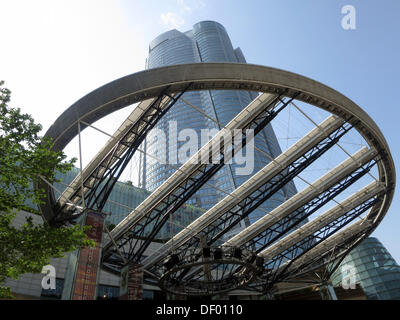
[53,86,190,224]
[259,190,385,288]
[170,153,377,285]
[102,92,298,270]
[158,246,260,296]
[266,227,373,294]
[40,63,395,297]
[57,84,191,223]
[152,121,353,271]
[83,91,186,211]
[245,227,371,295]
[240,159,377,254]
[177,169,380,287]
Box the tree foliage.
[0,81,94,298]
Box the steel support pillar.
[119,264,144,300]
[319,283,338,300]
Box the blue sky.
[1,0,399,262]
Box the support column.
[71,211,105,300]
[319,283,338,300]
[120,264,144,300]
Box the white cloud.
[177,0,205,13]
[177,0,193,13]
[161,12,185,29]
[160,0,206,29]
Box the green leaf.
[0,81,89,297]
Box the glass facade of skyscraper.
[331,237,400,300]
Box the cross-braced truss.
[38,63,395,297]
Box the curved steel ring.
[159,259,258,296]
[39,63,396,245]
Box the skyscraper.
[139,21,298,228]
[331,237,400,300]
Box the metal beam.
[102,92,287,264]
[222,147,377,248]
[259,181,385,261]
[38,63,396,234]
[57,98,159,207]
[279,220,372,276]
[142,115,346,269]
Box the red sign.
[72,211,104,300]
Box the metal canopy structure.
[38,63,395,297]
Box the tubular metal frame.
[38,63,396,296]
